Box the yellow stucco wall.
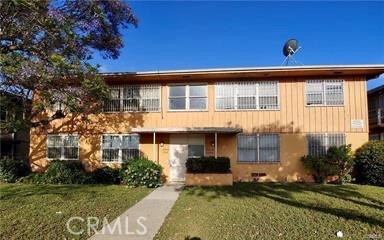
[29,78,369,182]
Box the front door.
[169,134,205,182]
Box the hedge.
[354,141,384,187]
[186,156,231,173]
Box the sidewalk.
[90,185,182,240]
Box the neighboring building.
[368,84,384,140]
[29,65,384,182]
[0,91,31,160]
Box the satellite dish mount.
[282,39,302,66]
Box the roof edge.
[100,64,384,77]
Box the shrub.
[0,157,30,183]
[19,172,45,184]
[326,145,354,184]
[186,156,231,173]
[120,157,163,188]
[354,141,384,187]
[301,155,336,183]
[42,160,87,184]
[88,167,120,184]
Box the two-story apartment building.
[1,91,31,160]
[29,65,384,182]
[368,84,384,140]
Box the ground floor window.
[187,144,205,158]
[101,134,139,162]
[237,134,280,163]
[307,133,346,156]
[47,135,79,160]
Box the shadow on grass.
[185,183,384,228]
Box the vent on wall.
[251,173,267,177]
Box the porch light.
[210,140,215,147]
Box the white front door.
[169,134,205,182]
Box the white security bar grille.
[259,134,280,162]
[306,80,344,106]
[47,135,79,160]
[237,134,280,163]
[121,135,140,160]
[103,87,121,112]
[103,85,161,112]
[307,133,346,156]
[47,135,62,159]
[238,135,258,162]
[102,134,139,162]
[102,135,120,162]
[216,81,279,110]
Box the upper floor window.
[237,134,280,163]
[101,134,139,162]
[103,85,161,112]
[215,81,279,110]
[47,135,79,160]
[380,95,384,109]
[168,84,207,111]
[307,133,345,156]
[306,80,344,106]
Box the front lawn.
[0,184,152,240]
[156,183,384,240]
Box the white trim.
[100,64,384,76]
[237,133,280,164]
[131,127,242,133]
[100,133,140,163]
[215,81,280,111]
[46,134,80,160]
[103,84,161,113]
[305,79,345,107]
[167,83,208,111]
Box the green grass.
[0,183,152,240]
[156,183,384,240]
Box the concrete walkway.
[90,185,182,240]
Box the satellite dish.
[281,39,302,66]
[283,39,298,57]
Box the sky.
[91,1,384,90]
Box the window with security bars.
[307,133,346,156]
[168,84,207,110]
[306,80,344,106]
[101,134,139,162]
[215,81,279,110]
[47,135,79,160]
[103,85,160,112]
[237,134,280,163]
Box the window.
[237,134,280,163]
[168,84,207,111]
[188,145,205,158]
[103,87,121,112]
[307,133,346,156]
[306,80,344,106]
[101,134,139,162]
[103,85,161,112]
[215,81,279,110]
[369,134,380,141]
[47,135,79,160]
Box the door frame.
[169,134,205,181]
